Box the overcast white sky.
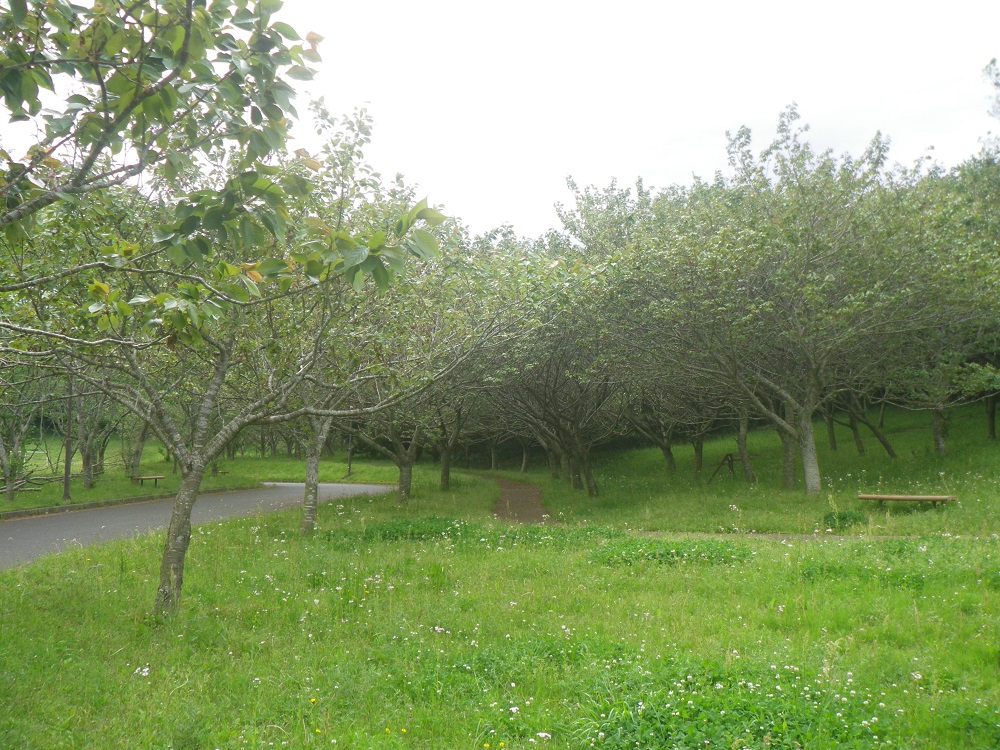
[275,0,1000,237]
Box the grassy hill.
[1,406,998,748]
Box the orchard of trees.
[1,1,998,613]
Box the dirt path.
[492,478,552,523]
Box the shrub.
[822,510,866,531]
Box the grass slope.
[0,407,998,748]
[521,405,1000,537]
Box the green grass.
[1,491,998,748]
[512,404,1000,538]
[1,406,998,747]
[3,441,403,514]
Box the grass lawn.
[3,441,401,514]
[0,406,998,748]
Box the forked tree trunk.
[154,464,207,615]
[799,410,821,494]
[931,409,948,455]
[397,460,414,503]
[737,413,755,484]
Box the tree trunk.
[300,442,321,535]
[519,440,529,473]
[824,410,837,451]
[124,422,149,477]
[987,395,997,441]
[692,436,704,480]
[570,458,583,490]
[854,411,896,459]
[2,448,14,500]
[581,453,598,497]
[847,412,866,456]
[489,440,499,470]
[81,446,95,490]
[61,432,73,502]
[547,450,559,479]
[96,438,108,475]
[932,409,948,456]
[659,443,677,474]
[778,428,796,490]
[62,374,73,502]
[798,411,821,494]
[439,445,452,491]
[153,464,206,615]
[737,413,755,484]
[559,451,571,483]
[397,461,413,503]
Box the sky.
[274,0,1000,238]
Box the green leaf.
[341,245,368,270]
[10,0,28,25]
[241,276,261,298]
[285,65,313,81]
[304,259,325,280]
[415,207,447,227]
[410,229,440,259]
[258,258,289,276]
[370,260,390,291]
[271,22,300,40]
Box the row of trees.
[2,2,998,614]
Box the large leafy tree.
[0,0,316,242]
[0,2,452,614]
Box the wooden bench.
[858,493,957,508]
[132,475,166,487]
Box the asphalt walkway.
[0,482,392,571]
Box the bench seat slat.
[857,494,956,502]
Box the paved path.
[0,483,392,571]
